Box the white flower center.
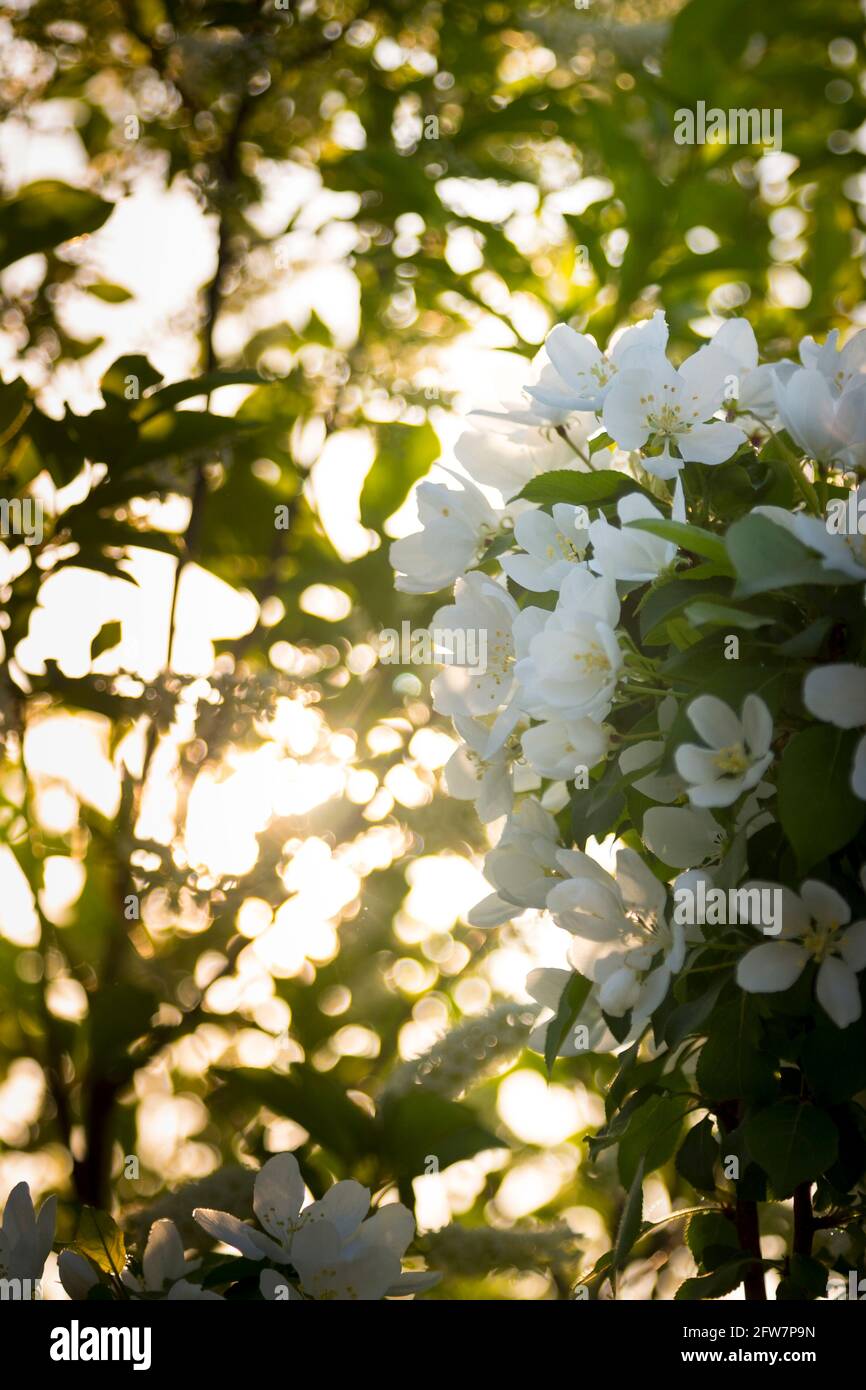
[803,919,841,961]
[591,360,615,386]
[713,743,750,775]
[547,532,582,562]
[573,642,610,673]
[641,383,703,440]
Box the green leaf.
[617,1093,692,1186]
[544,971,592,1075]
[0,377,31,446]
[684,600,774,630]
[613,1158,645,1274]
[72,1208,126,1277]
[726,514,852,597]
[137,370,264,418]
[514,468,652,508]
[800,1020,866,1104]
[686,1210,740,1271]
[89,620,121,662]
[675,1118,719,1193]
[778,617,833,658]
[663,972,728,1049]
[129,410,258,465]
[638,576,727,645]
[744,1101,839,1199]
[777,726,866,872]
[606,1041,659,1118]
[101,355,164,401]
[776,1254,828,1301]
[381,1091,502,1178]
[589,431,614,454]
[359,420,439,527]
[675,1260,756,1301]
[627,518,733,570]
[0,181,113,270]
[695,999,777,1104]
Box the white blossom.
[194,1152,436,1301]
[526,966,618,1057]
[444,714,539,821]
[521,715,610,780]
[699,317,791,419]
[454,413,583,499]
[501,503,589,591]
[773,369,866,467]
[674,693,774,808]
[467,797,564,926]
[430,573,520,735]
[546,847,685,1029]
[588,481,684,583]
[602,341,746,479]
[527,312,669,415]
[737,879,866,1029]
[642,805,727,869]
[515,568,622,721]
[799,326,866,394]
[389,473,500,594]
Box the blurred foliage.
[0,0,864,1299]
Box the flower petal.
[353,1204,414,1257]
[742,694,773,757]
[58,1250,99,1299]
[253,1152,305,1245]
[736,941,808,993]
[816,956,862,1028]
[803,664,866,729]
[840,920,866,972]
[675,743,724,786]
[601,369,654,450]
[686,695,742,749]
[799,880,851,929]
[679,421,745,465]
[304,1180,370,1243]
[143,1219,188,1291]
[192,1208,267,1261]
[642,806,721,868]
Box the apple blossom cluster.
[389,313,866,1051]
[1,1155,438,1301]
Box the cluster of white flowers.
[193,1152,438,1301]
[389,314,866,1040]
[1,1154,437,1302]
